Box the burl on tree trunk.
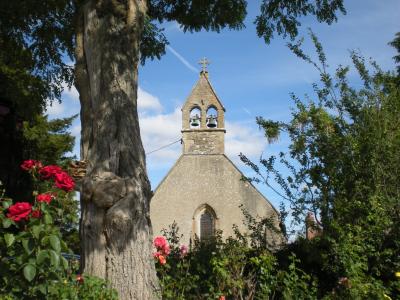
[74,1,159,299]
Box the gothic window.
[206,106,218,128]
[200,210,215,241]
[189,107,201,128]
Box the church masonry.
[150,60,283,247]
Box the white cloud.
[71,124,81,137]
[45,100,65,116]
[138,87,163,113]
[46,83,80,119]
[139,107,182,164]
[62,83,79,101]
[225,121,267,163]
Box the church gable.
[151,154,281,245]
[150,61,283,247]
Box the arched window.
[206,106,218,128]
[189,107,201,128]
[193,204,217,242]
[200,210,215,241]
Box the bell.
[190,115,200,127]
[207,115,217,128]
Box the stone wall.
[182,129,225,155]
[150,154,283,248]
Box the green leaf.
[49,250,60,267]
[4,233,15,247]
[43,213,53,225]
[23,264,36,282]
[61,256,68,269]
[22,239,35,255]
[38,284,47,295]
[2,218,12,228]
[49,235,61,252]
[2,199,12,209]
[41,236,49,246]
[37,250,48,265]
[31,225,41,239]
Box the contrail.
[167,45,198,73]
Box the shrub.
[0,160,117,299]
[154,221,317,300]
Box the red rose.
[36,193,53,204]
[39,165,62,180]
[76,274,84,284]
[31,209,41,218]
[7,202,32,221]
[21,160,42,171]
[54,171,75,192]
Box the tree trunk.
[74,1,159,299]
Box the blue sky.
[48,0,400,213]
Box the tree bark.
[74,1,159,299]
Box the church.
[150,60,283,247]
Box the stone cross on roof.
[199,57,210,72]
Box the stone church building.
[150,64,283,247]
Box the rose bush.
[154,221,317,300]
[0,160,117,299]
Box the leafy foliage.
[22,114,77,166]
[0,161,116,299]
[155,219,316,299]
[389,32,400,74]
[241,31,400,298]
[0,1,75,104]
[0,0,78,204]
[255,0,346,43]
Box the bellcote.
[182,70,225,130]
[181,62,226,155]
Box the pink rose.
[153,236,170,256]
[163,244,171,255]
[7,202,32,221]
[36,193,53,204]
[20,160,42,171]
[39,165,62,180]
[153,236,167,249]
[180,245,188,257]
[54,171,75,192]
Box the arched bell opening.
[189,107,201,128]
[206,106,218,128]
